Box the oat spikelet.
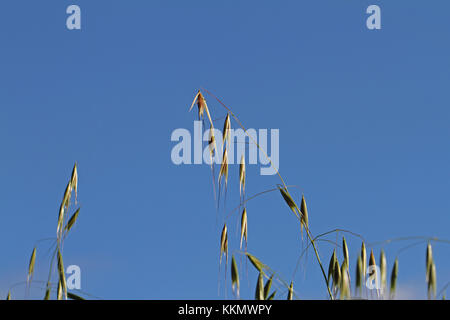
[68,292,85,300]
[222,113,231,148]
[208,127,217,160]
[218,147,229,187]
[340,260,350,299]
[57,177,74,238]
[342,237,349,267]
[62,180,72,210]
[255,272,264,300]
[57,202,65,238]
[264,275,273,300]
[64,208,80,233]
[279,187,298,218]
[189,90,213,127]
[426,242,433,282]
[224,235,228,265]
[380,249,387,295]
[220,224,228,265]
[57,249,67,300]
[369,249,377,288]
[287,281,294,300]
[428,262,437,300]
[333,258,341,290]
[70,163,78,204]
[240,208,248,250]
[57,280,63,300]
[189,90,203,119]
[239,155,246,197]
[231,255,240,298]
[356,255,363,296]
[245,253,266,272]
[390,258,398,299]
[27,247,36,283]
[361,242,367,281]
[267,291,276,300]
[189,91,200,111]
[328,249,337,286]
[300,195,309,236]
[44,282,51,300]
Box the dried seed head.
[390,258,398,299]
[197,92,206,119]
[240,208,248,250]
[231,255,240,298]
[189,91,205,119]
[189,90,213,127]
[189,91,201,112]
[220,224,228,265]
[239,155,246,196]
[6,291,11,300]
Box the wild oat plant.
[5,90,448,300]
[7,164,85,300]
[189,89,449,300]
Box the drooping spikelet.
[220,224,228,265]
[231,255,240,298]
[300,195,309,236]
[239,155,246,197]
[240,208,248,250]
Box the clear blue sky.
[0,1,449,299]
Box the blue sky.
[0,0,449,299]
